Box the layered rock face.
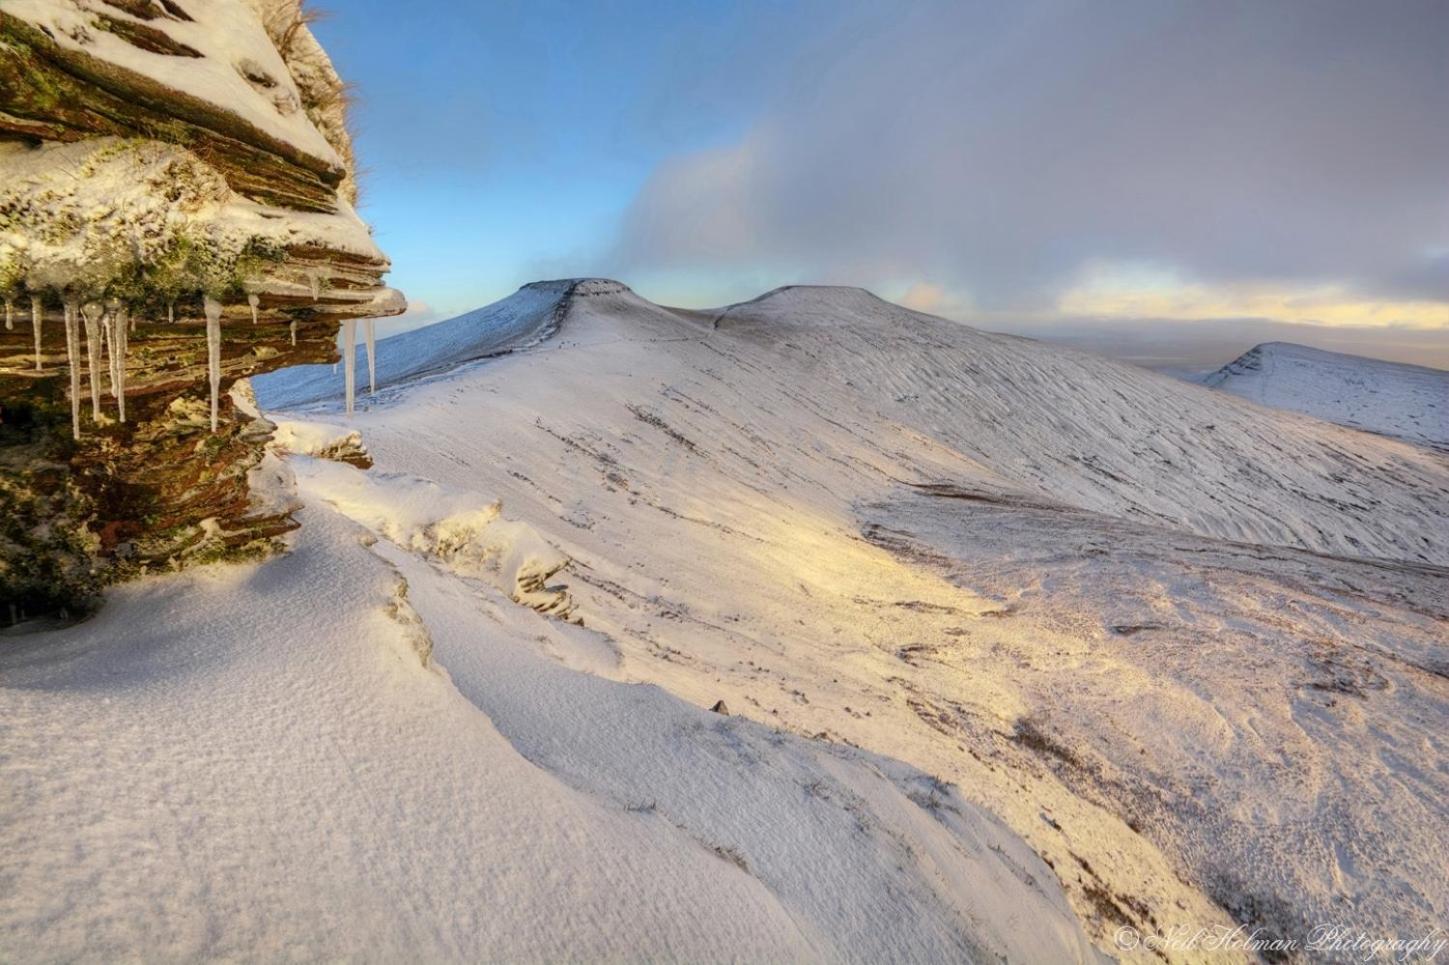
[0,0,402,622]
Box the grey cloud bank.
[612,0,1449,323]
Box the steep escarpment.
[257,279,650,409]
[0,0,402,623]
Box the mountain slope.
[256,279,650,409]
[1200,341,1449,449]
[251,280,1449,954]
[0,461,1100,963]
[267,280,1449,565]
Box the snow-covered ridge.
[255,278,654,409]
[1200,341,1449,449]
[278,277,1449,950]
[272,279,1449,567]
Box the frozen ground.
[1199,342,1449,450]
[256,281,1449,956]
[7,280,1447,961]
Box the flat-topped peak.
[708,283,931,331]
[731,284,884,308]
[520,278,634,298]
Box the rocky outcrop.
[0,0,402,624]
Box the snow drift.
[0,493,1101,963]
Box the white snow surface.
[1199,341,1449,450]
[255,279,613,409]
[8,280,1449,960]
[263,281,1448,953]
[0,472,1098,963]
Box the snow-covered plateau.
[5,280,1448,962]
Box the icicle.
[109,305,128,423]
[308,271,321,302]
[364,317,376,395]
[204,296,222,433]
[104,305,119,402]
[31,295,43,372]
[289,319,297,346]
[4,298,11,331]
[63,298,81,440]
[343,318,356,416]
[247,292,260,326]
[81,302,102,421]
[167,301,175,325]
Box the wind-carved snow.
[0,476,1099,962]
[268,416,370,465]
[268,279,1449,953]
[291,455,576,620]
[1199,341,1449,449]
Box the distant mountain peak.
[1202,341,1448,448]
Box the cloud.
[613,0,1449,325]
[1056,262,1449,329]
[895,281,973,319]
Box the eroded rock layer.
[0,0,402,622]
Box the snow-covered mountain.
[261,282,1449,566]
[257,279,621,409]
[256,281,1449,952]
[10,279,1449,959]
[1199,341,1449,449]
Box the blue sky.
[315,0,1449,363]
[314,0,830,323]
